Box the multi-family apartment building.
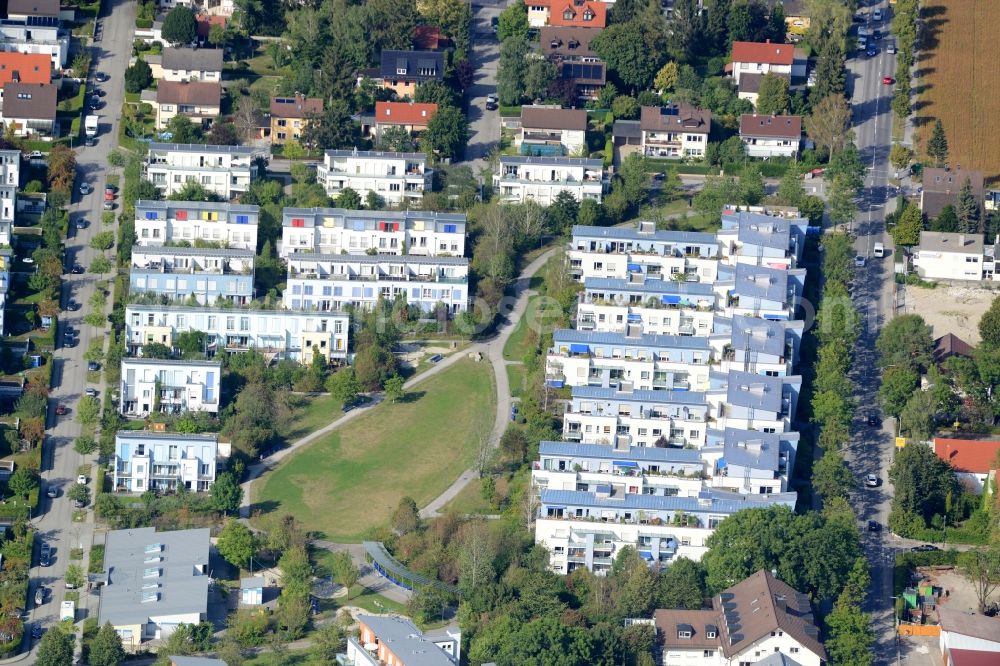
[546,327,721,392]
[125,305,349,364]
[539,27,606,100]
[134,200,259,250]
[707,370,801,433]
[112,431,218,493]
[0,148,19,227]
[343,615,460,666]
[567,222,721,283]
[314,149,431,206]
[129,246,254,305]
[118,358,222,417]
[638,104,711,159]
[0,12,68,67]
[517,106,587,156]
[284,253,469,314]
[576,277,721,337]
[279,207,466,259]
[715,315,803,377]
[701,427,798,495]
[146,143,264,200]
[0,247,10,334]
[720,263,806,320]
[717,208,808,269]
[493,155,604,205]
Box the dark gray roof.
[640,104,711,133]
[554,327,711,351]
[161,47,224,72]
[730,315,787,356]
[733,263,789,301]
[540,26,601,58]
[539,440,702,464]
[738,71,790,95]
[754,654,804,666]
[540,488,796,513]
[572,224,718,245]
[725,370,785,411]
[499,155,603,168]
[613,119,642,139]
[357,615,456,666]
[379,49,444,81]
[99,527,210,627]
[7,0,58,17]
[917,231,984,255]
[572,385,708,406]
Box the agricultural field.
[916,1,1000,180]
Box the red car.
[882,76,894,85]
[54,405,68,416]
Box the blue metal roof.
[733,263,789,301]
[572,224,718,245]
[571,385,708,405]
[538,440,703,464]
[540,489,796,513]
[553,328,712,350]
[584,277,717,297]
[725,370,785,411]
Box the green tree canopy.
[927,119,948,166]
[161,6,197,44]
[496,1,529,41]
[89,622,126,666]
[876,314,934,374]
[211,471,243,515]
[423,105,469,160]
[754,73,789,115]
[891,204,923,247]
[979,295,1000,350]
[217,519,257,570]
[124,58,152,94]
[889,440,958,528]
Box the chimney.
[960,234,966,246]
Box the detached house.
[912,231,987,282]
[729,41,806,86]
[920,167,985,220]
[378,49,444,98]
[739,114,802,158]
[639,105,711,159]
[548,0,607,28]
[517,106,588,156]
[373,101,438,140]
[159,47,223,83]
[933,437,1000,493]
[494,155,604,205]
[0,52,50,91]
[119,358,221,418]
[270,94,322,145]
[540,27,605,100]
[155,81,222,130]
[0,81,55,136]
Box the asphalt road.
[463,0,504,173]
[26,0,136,654]
[842,2,901,664]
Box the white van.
[873,242,885,258]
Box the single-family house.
[314,149,432,206]
[99,527,210,650]
[932,437,1000,493]
[145,143,264,199]
[413,25,450,51]
[639,104,711,159]
[493,155,603,205]
[729,41,805,85]
[155,81,222,130]
[159,47,223,83]
[938,608,1000,665]
[118,358,222,418]
[541,27,605,100]
[920,167,985,221]
[373,101,438,140]
[0,11,68,67]
[934,333,974,364]
[134,199,260,250]
[517,106,587,156]
[112,431,219,493]
[738,71,792,109]
[547,0,607,29]
[378,49,444,98]
[912,231,986,282]
[342,615,461,666]
[6,0,59,21]
[129,245,255,305]
[0,81,54,136]
[0,52,50,92]
[270,94,322,145]
[739,113,802,158]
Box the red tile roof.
[196,15,227,40]
[375,101,438,127]
[731,41,796,66]
[949,648,1000,666]
[413,25,450,50]
[934,438,1000,474]
[548,0,607,28]
[0,53,50,87]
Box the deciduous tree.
[423,105,469,160]
[958,546,1000,614]
[806,94,851,156]
[891,204,923,247]
[754,73,789,115]
[217,519,257,570]
[211,472,243,515]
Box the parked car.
[76,219,87,229]
[887,43,897,54]
[867,413,879,427]
[66,301,80,311]
[873,8,883,21]
[79,182,91,195]
[46,486,57,499]
[103,201,115,211]
[491,16,498,32]
[873,29,883,40]
[39,543,51,566]
[911,544,941,552]
[55,404,68,415]
[87,361,100,371]
[866,43,878,57]
[867,520,880,532]
[34,588,43,606]
[95,72,109,82]
[510,405,519,421]
[71,264,84,274]
[84,137,96,147]
[865,473,879,487]
[31,624,42,639]
[85,388,98,397]
[76,475,87,485]
[854,255,866,267]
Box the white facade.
[315,149,432,206]
[284,253,469,314]
[913,231,990,281]
[125,304,349,364]
[118,358,221,417]
[280,207,466,259]
[113,432,218,493]
[576,277,721,336]
[146,143,263,200]
[0,248,10,335]
[493,156,604,205]
[0,149,18,226]
[134,200,259,250]
[0,22,68,67]
[741,134,801,158]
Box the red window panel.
[291,218,305,228]
[176,210,188,220]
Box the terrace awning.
[613,460,639,468]
[639,551,654,561]
[569,343,590,353]
[662,295,682,305]
[717,458,727,469]
[627,263,642,271]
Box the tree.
[47,144,76,193]
[891,204,923,247]
[669,0,702,62]
[423,105,469,160]
[89,231,115,252]
[931,204,959,232]
[392,496,420,535]
[878,366,919,417]
[899,390,936,441]
[65,563,85,588]
[162,6,197,45]
[7,467,37,499]
[174,330,207,358]
[496,36,529,105]
[73,436,98,455]
[956,177,982,233]
[89,622,125,666]
[211,472,243,515]
[890,143,913,171]
[657,557,706,609]
[825,599,874,666]
[612,95,640,120]
[876,314,934,374]
[499,427,529,465]
[90,255,113,274]
[525,58,557,102]
[165,115,203,144]
[300,102,357,150]
[592,20,666,92]
[812,38,845,100]
[383,374,405,403]
[330,551,360,599]
[806,94,851,155]
[36,626,74,666]
[889,441,958,528]
[979,296,1000,350]
[755,73,789,115]
[310,623,345,663]
[68,483,90,507]
[958,546,1000,614]
[497,2,529,42]
[336,187,362,210]
[217,520,257,570]
[141,342,172,359]
[207,122,240,146]
[739,164,765,206]
[927,119,948,166]
[813,450,855,501]
[326,368,360,406]
[653,61,679,93]
[124,58,152,93]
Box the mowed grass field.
[253,358,496,541]
[917,1,1000,179]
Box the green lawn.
[506,363,526,398]
[278,393,344,445]
[502,293,562,363]
[254,359,496,541]
[441,475,508,515]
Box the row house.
[493,155,604,205]
[739,114,803,159]
[125,305,349,364]
[129,246,255,305]
[577,276,720,336]
[146,143,264,200]
[284,253,469,314]
[535,487,796,573]
[346,615,460,666]
[315,149,431,206]
[540,27,605,100]
[707,370,801,434]
[717,208,808,269]
[119,358,221,417]
[546,327,721,392]
[722,262,806,320]
[568,222,721,283]
[113,432,218,493]
[280,207,465,259]
[560,385,711,449]
[517,106,587,157]
[135,200,259,250]
[638,104,711,159]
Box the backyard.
[253,359,496,541]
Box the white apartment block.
[146,143,264,200]
[129,246,255,305]
[284,253,469,314]
[913,231,992,282]
[119,358,221,417]
[707,370,801,434]
[0,22,68,67]
[315,149,432,206]
[280,207,466,259]
[125,305,349,364]
[716,315,803,377]
[493,156,604,205]
[717,208,808,269]
[0,248,11,335]
[113,432,218,493]
[701,427,797,495]
[568,222,721,283]
[0,149,19,226]
[135,200,259,250]
[577,277,721,337]
[720,263,806,321]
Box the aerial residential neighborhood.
[0,0,996,665]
